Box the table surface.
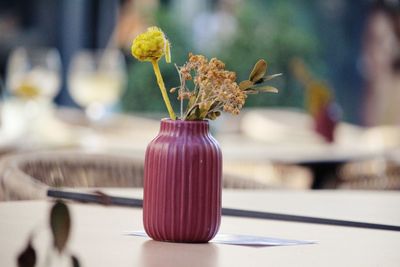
[1,189,400,267]
[3,106,398,164]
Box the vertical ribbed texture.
[143,119,222,243]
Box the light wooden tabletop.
[1,189,400,267]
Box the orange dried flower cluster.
[175,53,247,120]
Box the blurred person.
[362,0,400,126]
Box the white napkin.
[128,230,315,247]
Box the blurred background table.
[0,107,400,190]
[0,189,400,267]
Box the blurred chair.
[337,158,400,190]
[0,150,145,200]
[0,150,296,201]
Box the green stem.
[151,60,176,120]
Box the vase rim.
[161,118,209,124]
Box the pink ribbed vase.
[143,119,222,243]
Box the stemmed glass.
[68,49,126,121]
[4,47,62,142]
[6,47,61,101]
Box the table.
[2,105,399,189]
[233,108,400,188]
[1,189,400,266]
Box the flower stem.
[151,60,176,120]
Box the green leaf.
[243,89,259,94]
[239,80,254,90]
[199,109,208,119]
[184,104,198,120]
[187,95,197,110]
[263,73,283,81]
[206,111,221,120]
[249,59,267,83]
[50,200,71,253]
[199,103,211,119]
[209,101,220,111]
[254,86,279,93]
[254,73,283,84]
[17,240,36,267]
[189,107,201,120]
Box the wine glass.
[6,46,61,101]
[68,49,127,121]
[3,47,62,143]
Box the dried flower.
[173,54,280,120]
[131,28,281,121]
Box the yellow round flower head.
[131,26,171,63]
[130,26,176,120]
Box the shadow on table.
[140,240,218,267]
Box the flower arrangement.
[131,26,281,120]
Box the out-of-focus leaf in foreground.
[71,255,81,267]
[50,200,71,253]
[17,239,36,267]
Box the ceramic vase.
[143,119,222,243]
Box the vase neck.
[159,119,209,136]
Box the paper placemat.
[127,230,316,247]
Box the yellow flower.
[131,26,176,120]
[131,26,171,63]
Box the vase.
[143,119,222,243]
